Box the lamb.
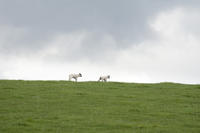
[69,73,82,82]
[98,75,110,82]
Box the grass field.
[0,80,200,133]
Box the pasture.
[0,80,200,133]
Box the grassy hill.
[0,80,200,133]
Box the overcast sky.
[0,0,200,83]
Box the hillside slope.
[0,80,200,133]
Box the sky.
[0,0,200,84]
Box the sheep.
[69,73,82,82]
[98,75,110,82]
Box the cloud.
[114,7,200,83]
[0,1,200,83]
[37,31,118,63]
[0,0,184,50]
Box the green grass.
[0,80,200,133]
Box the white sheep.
[98,75,110,82]
[69,73,82,82]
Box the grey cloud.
[0,1,173,40]
[0,0,200,83]
[0,0,200,60]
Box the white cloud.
[114,7,200,83]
